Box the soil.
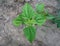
[0,0,60,46]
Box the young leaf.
[47,14,55,20]
[51,9,60,28]
[44,9,55,20]
[35,13,46,26]
[24,18,36,26]
[36,3,45,13]
[52,17,60,28]
[57,23,60,28]
[22,3,35,19]
[23,26,36,43]
[12,14,22,27]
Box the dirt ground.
[0,0,60,46]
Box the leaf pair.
[35,3,54,26]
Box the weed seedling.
[13,3,54,43]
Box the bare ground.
[0,0,60,46]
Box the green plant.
[12,3,54,43]
[52,9,60,28]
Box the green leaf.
[36,19,46,26]
[47,14,55,20]
[12,14,22,27]
[22,3,35,19]
[57,23,60,28]
[23,26,36,43]
[24,19,36,26]
[56,9,60,19]
[55,19,60,23]
[52,18,60,28]
[35,13,46,26]
[36,3,45,13]
[51,9,60,28]
[55,19,60,28]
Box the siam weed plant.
[12,3,54,43]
